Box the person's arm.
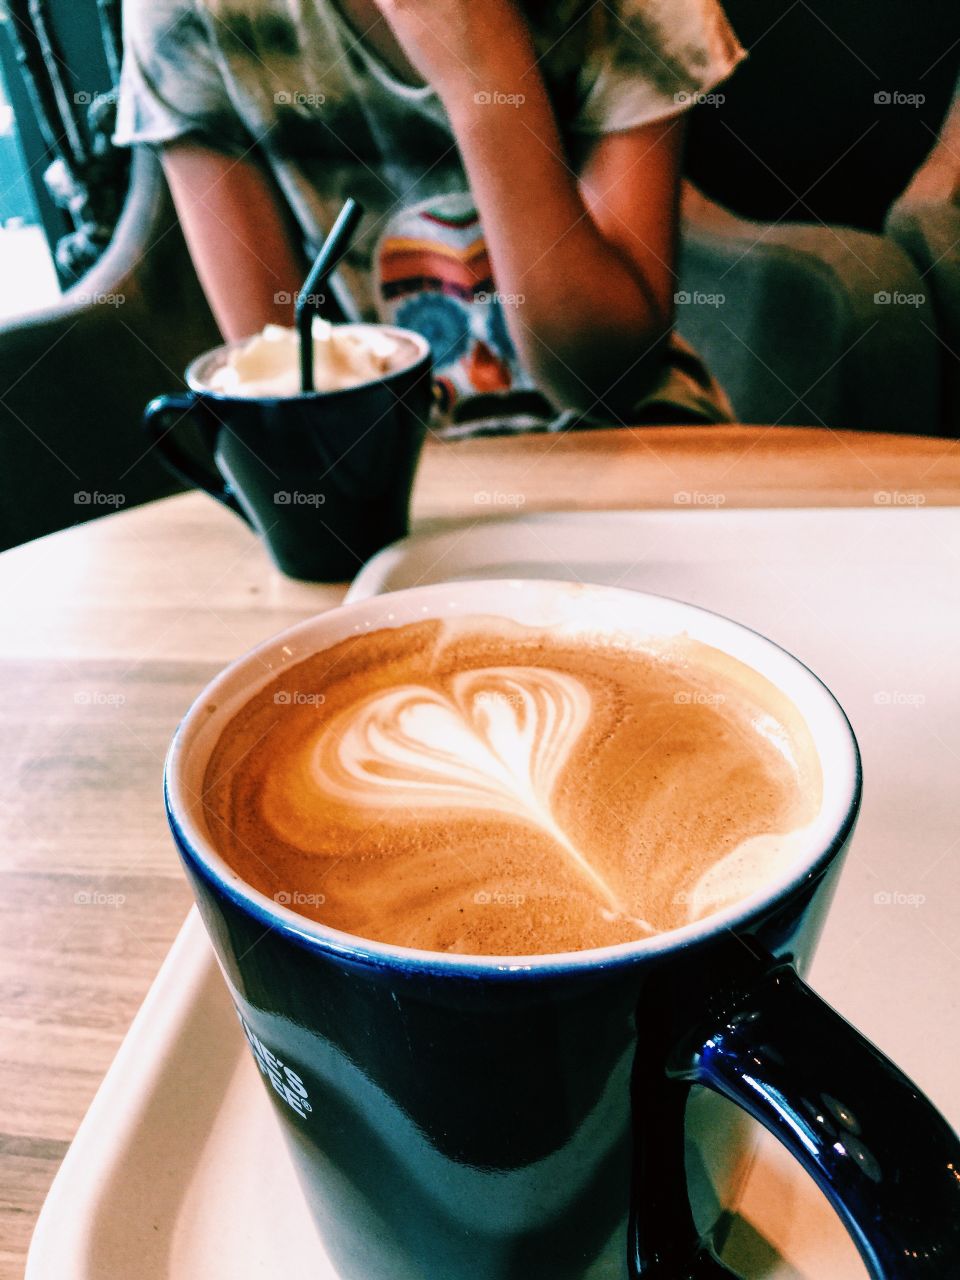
[453,101,683,419]
[369,0,682,418]
[161,141,308,341]
[897,75,960,209]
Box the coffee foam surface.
[203,320,411,397]
[202,617,823,955]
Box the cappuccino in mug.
[170,585,960,1280]
[196,320,420,398]
[203,615,821,954]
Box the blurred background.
[0,0,957,550]
[0,71,59,320]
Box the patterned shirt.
[115,0,746,434]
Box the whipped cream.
[206,320,410,397]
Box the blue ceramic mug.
[164,581,960,1279]
[143,325,433,582]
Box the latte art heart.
[204,617,822,955]
[309,668,633,919]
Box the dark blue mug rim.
[183,322,432,404]
[164,580,862,982]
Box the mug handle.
[143,393,249,523]
[629,963,960,1278]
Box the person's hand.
[370,0,535,103]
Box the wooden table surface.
[3,425,960,1276]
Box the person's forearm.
[898,75,960,208]
[442,52,671,415]
[162,143,307,342]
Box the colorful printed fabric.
[115,0,746,433]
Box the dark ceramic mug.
[164,580,960,1279]
[143,326,433,582]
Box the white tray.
[29,507,960,1280]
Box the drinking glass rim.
[165,579,862,978]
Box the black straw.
[297,197,364,393]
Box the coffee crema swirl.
[286,667,641,923]
[203,617,823,955]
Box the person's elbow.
[525,321,674,422]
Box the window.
[0,67,60,321]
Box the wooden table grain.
[3,425,959,1277]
